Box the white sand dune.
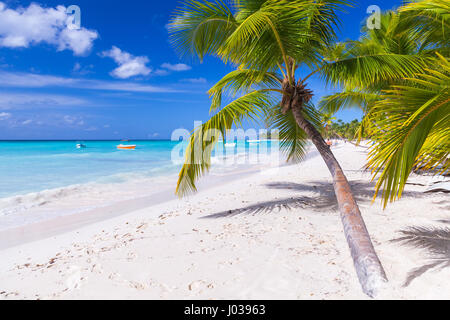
[0,143,448,300]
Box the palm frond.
[208,69,281,112]
[319,90,378,114]
[367,54,450,207]
[220,1,317,74]
[320,53,429,89]
[176,90,274,196]
[168,0,237,60]
[222,1,352,75]
[415,115,450,173]
[266,102,321,163]
[322,42,350,62]
[360,11,422,55]
[400,0,450,49]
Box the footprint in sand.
[188,280,215,294]
[90,264,103,274]
[128,281,146,290]
[127,252,138,261]
[65,266,83,290]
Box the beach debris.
[188,280,212,292]
[90,264,103,274]
[129,281,146,290]
[136,222,148,231]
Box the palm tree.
[320,111,336,139]
[319,0,449,207]
[168,0,426,297]
[319,9,434,139]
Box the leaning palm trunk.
[289,92,387,297]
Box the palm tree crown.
[168,0,426,196]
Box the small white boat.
[224,143,236,148]
[76,143,86,149]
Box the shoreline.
[0,143,448,300]
[0,151,310,249]
[0,140,292,232]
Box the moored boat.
[117,144,136,150]
[224,143,236,148]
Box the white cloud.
[58,27,98,56]
[73,62,81,72]
[101,46,151,79]
[84,126,97,131]
[22,119,32,125]
[63,115,85,126]
[153,69,169,76]
[87,81,175,93]
[147,132,160,139]
[0,71,76,87]
[63,115,76,124]
[0,92,86,109]
[72,62,94,75]
[0,71,180,93]
[0,2,98,56]
[0,111,11,120]
[161,63,191,72]
[181,77,207,84]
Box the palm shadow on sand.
[202,180,427,219]
[201,179,449,286]
[391,225,450,287]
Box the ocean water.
[0,140,282,229]
[0,140,179,198]
[0,140,282,198]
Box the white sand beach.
[0,143,448,300]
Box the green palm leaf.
[400,0,449,50]
[320,53,428,89]
[168,0,237,60]
[176,90,274,196]
[368,54,450,207]
[319,90,378,114]
[208,69,281,112]
[266,103,321,163]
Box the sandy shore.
[0,143,448,300]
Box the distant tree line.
[326,119,363,141]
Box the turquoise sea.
[0,140,279,199]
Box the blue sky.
[0,0,402,140]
